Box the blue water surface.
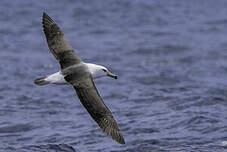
[0,0,227,151]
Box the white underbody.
[45,71,67,85]
[44,63,107,85]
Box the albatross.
[34,12,125,144]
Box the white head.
[86,63,118,79]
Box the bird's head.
[87,63,118,79]
[100,66,118,79]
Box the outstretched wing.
[65,74,125,144]
[42,12,81,69]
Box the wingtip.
[42,12,55,31]
[98,116,125,144]
[42,12,53,22]
[120,140,125,144]
[117,135,125,144]
[121,136,126,144]
[115,132,125,144]
[105,127,125,144]
[42,12,48,21]
[43,12,48,17]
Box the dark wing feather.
[42,12,81,69]
[65,74,125,144]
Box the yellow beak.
[107,71,118,79]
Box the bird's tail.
[34,76,50,86]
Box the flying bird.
[34,12,125,144]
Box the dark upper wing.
[42,12,81,69]
[65,74,125,144]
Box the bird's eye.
[102,69,107,72]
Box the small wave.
[17,144,79,152]
[0,123,34,133]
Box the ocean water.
[0,0,227,151]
